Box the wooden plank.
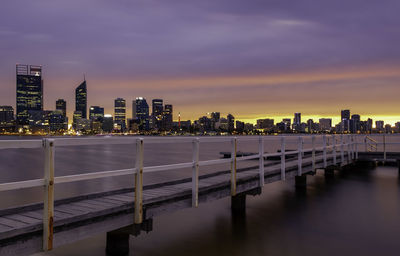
[20,211,43,220]
[5,214,41,225]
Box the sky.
[1,0,400,125]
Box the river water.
[0,135,400,256]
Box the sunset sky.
[1,0,400,125]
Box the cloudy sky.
[1,0,400,124]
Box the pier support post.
[106,229,130,256]
[295,175,307,189]
[231,193,246,215]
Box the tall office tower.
[211,112,220,130]
[75,80,87,119]
[89,106,104,120]
[293,113,301,131]
[56,99,67,117]
[341,109,350,132]
[16,64,43,125]
[135,97,150,130]
[350,114,361,133]
[227,114,235,133]
[162,104,173,131]
[114,98,126,131]
[151,99,163,130]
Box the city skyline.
[0,1,400,125]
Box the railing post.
[258,136,264,187]
[192,138,200,207]
[341,134,344,165]
[312,135,316,172]
[134,138,144,224]
[383,134,387,162]
[297,136,303,176]
[351,135,355,160]
[332,135,337,165]
[281,137,286,180]
[43,138,55,251]
[323,135,327,168]
[231,137,237,196]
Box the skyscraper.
[75,80,87,119]
[16,64,43,125]
[293,113,301,131]
[114,98,126,131]
[56,99,67,117]
[152,99,163,130]
[341,109,350,132]
[134,97,149,130]
[227,114,235,133]
[162,104,173,131]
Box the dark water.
[1,136,400,255]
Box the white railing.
[0,134,370,251]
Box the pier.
[0,135,398,256]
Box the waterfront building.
[151,99,163,130]
[236,121,245,133]
[211,112,220,130]
[376,121,384,132]
[56,99,67,117]
[319,118,332,132]
[227,114,235,133]
[0,106,15,133]
[134,97,150,131]
[257,118,274,130]
[350,114,361,133]
[162,104,173,131]
[49,110,67,133]
[28,110,51,133]
[16,64,43,126]
[102,114,114,133]
[293,113,301,131]
[75,80,87,119]
[89,106,104,121]
[341,109,350,132]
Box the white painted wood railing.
[2,134,392,252]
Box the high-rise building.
[75,80,87,119]
[151,99,163,130]
[89,106,104,121]
[211,112,220,130]
[134,97,150,130]
[56,99,67,117]
[16,64,43,125]
[341,109,350,132]
[293,113,301,131]
[227,114,235,133]
[114,98,126,131]
[162,104,173,131]
[350,114,361,133]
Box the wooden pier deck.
[0,135,386,255]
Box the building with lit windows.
[75,80,87,119]
[133,97,149,131]
[16,64,43,126]
[114,98,126,131]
